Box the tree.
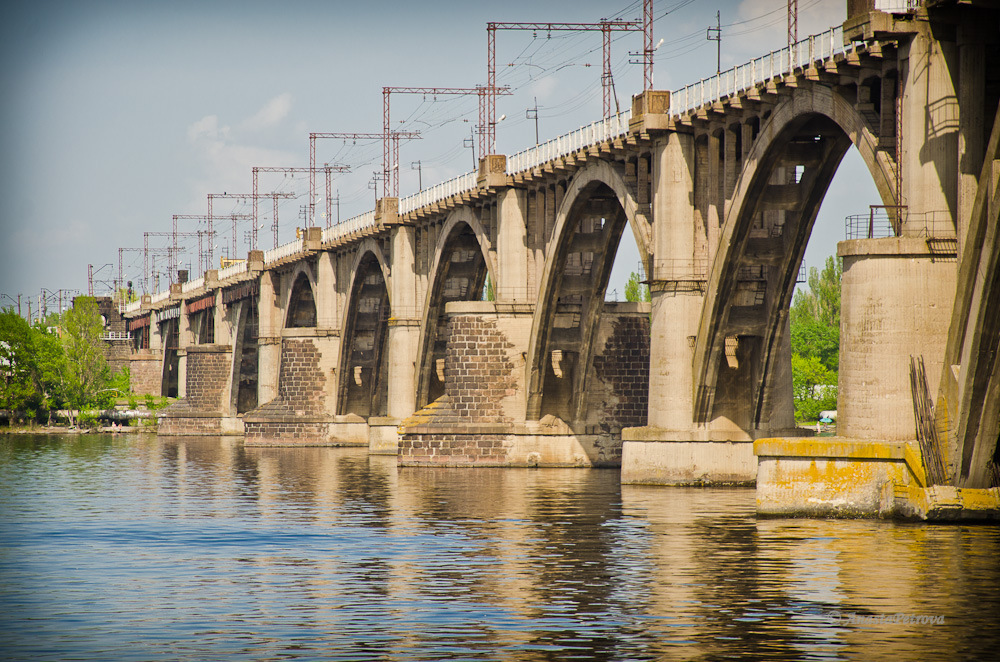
[0,308,36,413]
[31,324,68,419]
[790,256,842,421]
[792,354,837,422]
[624,271,650,303]
[60,297,112,419]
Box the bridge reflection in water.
[1,433,998,660]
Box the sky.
[0,0,879,313]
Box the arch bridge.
[123,2,1000,492]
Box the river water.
[1,433,998,661]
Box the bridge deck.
[123,25,854,316]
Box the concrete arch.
[414,207,496,408]
[283,263,318,328]
[692,86,898,427]
[336,245,392,418]
[343,239,391,309]
[525,159,652,421]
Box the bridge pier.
[372,222,421,454]
[158,282,245,435]
[838,237,956,440]
[622,131,767,485]
[399,299,648,467]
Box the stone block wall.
[184,345,232,412]
[592,313,650,431]
[276,338,327,414]
[242,333,341,445]
[399,309,522,464]
[106,339,132,376]
[130,351,162,396]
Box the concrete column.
[177,308,193,399]
[706,131,722,267]
[838,238,956,441]
[387,224,419,420]
[622,132,755,485]
[723,123,738,220]
[899,25,959,224]
[212,289,231,346]
[257,271,281,405]
[496,187,529,303]
[957,23,985,254]
[148,317,163,352]
[647,132,701,431]
[316,251,339,331]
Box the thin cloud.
[240,93,293,132]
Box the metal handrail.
[263,238,304,264]
[217,261,247,281]
[669,26,847,118]
[507,110,632,174]
[180,277,204,293]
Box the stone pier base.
[398,420,622,467]
[617,425,807,485]
[755,437,1000,520]
[368,417,400,455]
[158,407,244,436]
[243,409,369,447]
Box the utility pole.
[526,97,540,145]
[309,131,416,206]
[788,0,798,50]
[411,160,422,191]
[488,13,646,125]
[173,214,250,273]
[707,11,721,74]
[463,126,476,170]
[369,172,385,206]
[252,166,348,249]
[383,87,508,195]
[208,193,293,266]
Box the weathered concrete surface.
[368,417,400,455]
[755,438,922,517]
[756,436,1000,520]
[621,439,756,485]
[838,237,957,440]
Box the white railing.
[150,290,170,304]
[876,0,920,12]
[399,171,479,215]
[180,277,204,293]
[669,26,847,117]
[507,110,632,174]
[102,331,131,341]
[264,238,304,265]
[322,210,376,244]
[217,261,247,281]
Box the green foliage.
[792,354,838,422]
[60,297,111,413]
[482,274,495,302]
[77,410,99,430]
[1,301,134,425]
[790,256,842,421]
[624,271,650,303]
[0,307,36,411]
[32,325,68,411]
